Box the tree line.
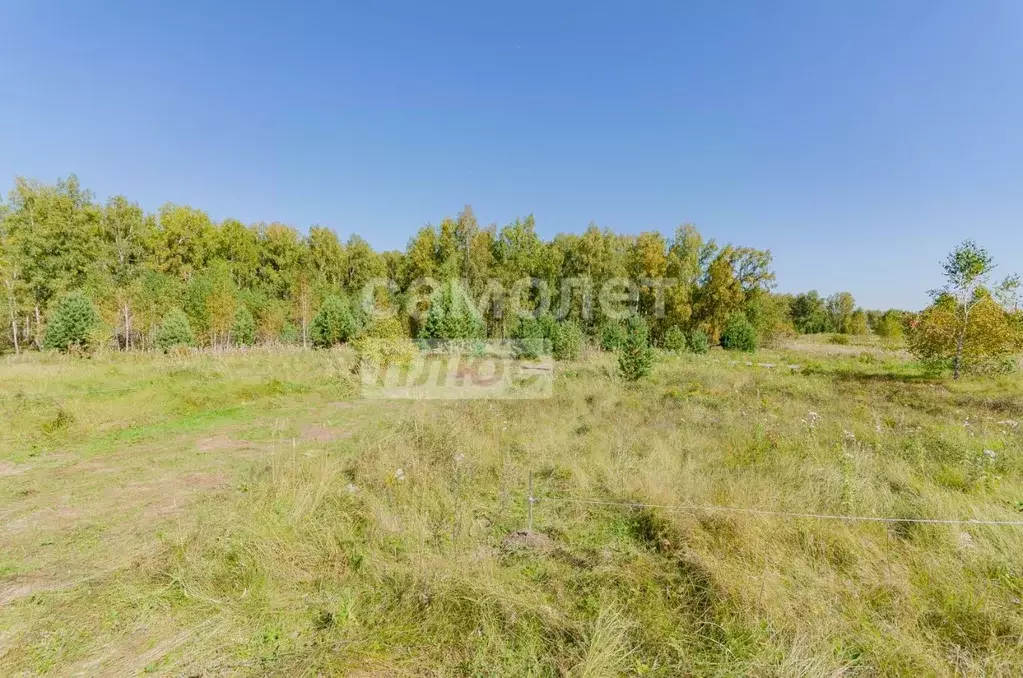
[1,175,1018,376]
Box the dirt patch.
[0,574,92,605]
[301,423,351,443]
[501,530,556,555]
[195,435,242,453]
[3,506,81,534]
[0,461,29,477]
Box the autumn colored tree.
[912,241,1019,378]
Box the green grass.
[1,341,1022,675]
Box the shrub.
[720,313,758,352]
[662,325,686,352]
[874,311,904,341]
[353,316,417,371]
[156,308,195,350]
[232,306,256,346]
[511,315,549,359]
[618,316,653,381]
[552,320,583,361]
[43,292,100,353]
[687,329,710,355]
[828,333,850,346]
[279,322,300,345]
[418,284,484,341]
[600,320,627,352]
[311,296,357,348]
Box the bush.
[43,292,100,353]
[552,321,583,361]
[279,322,300,345]
[418,284,484,341]
[353,316,417,371]
[662,325,686,352]
[156,308,195,350]
[828,333,850,346]
[311,296,357,348]
[720,313,758,352]
[600,320,627,352]
[618,316,653,381]
[511,315,549,359]
[687,329,710,354]
[232,306,256,346]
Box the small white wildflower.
[346,483,359,494]
[394,468,405,482]
[843,430,856,441]
[983,449,997,461]
[454,453,466,465]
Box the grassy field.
[1,339,1023,676]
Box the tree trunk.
[34,305,41,349]
[953,326,966,380]
[122,303,132,351]
[4,279,18,354]
[8,306,18,355]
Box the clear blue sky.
[2,1,1020,310]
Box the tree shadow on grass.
[826,370,944,386]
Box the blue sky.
[1,0,1020,310]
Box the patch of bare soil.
[301,423,352,443]
[501,530,556,555]
[195,434,242,452]
[3,505,81,534]
[0,461,28,477]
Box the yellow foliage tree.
[910,295,1019,375]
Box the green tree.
[257,222,305,299]
[551,320,583,361]
[217,219,261,288]
[232,306,256,346]
[418,281,484,341]
[694,246,745,342]
[874,310,905,341]
[5,176,102,346]
[156,308,195,350]
[44,292,100,352]
[826,292,856,334]
[152,204,215,281]
[910,294,1019,376]
[101,195,150,349]
[311,295,357,348]
[307,226,347,288]
[599,319,627,351]
[618,315,653,381]
[688,328,710,354]
[0,203,23,353]
[790,291,831,334]
[914,241,1019,378]
[663,224,708,333]
[511,315,548,359]
[848,309,869,335]
[720,312,757,352]
[662,325,686,352]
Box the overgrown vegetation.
[1,339,1022,675]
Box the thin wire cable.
[533,495,1023,527]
